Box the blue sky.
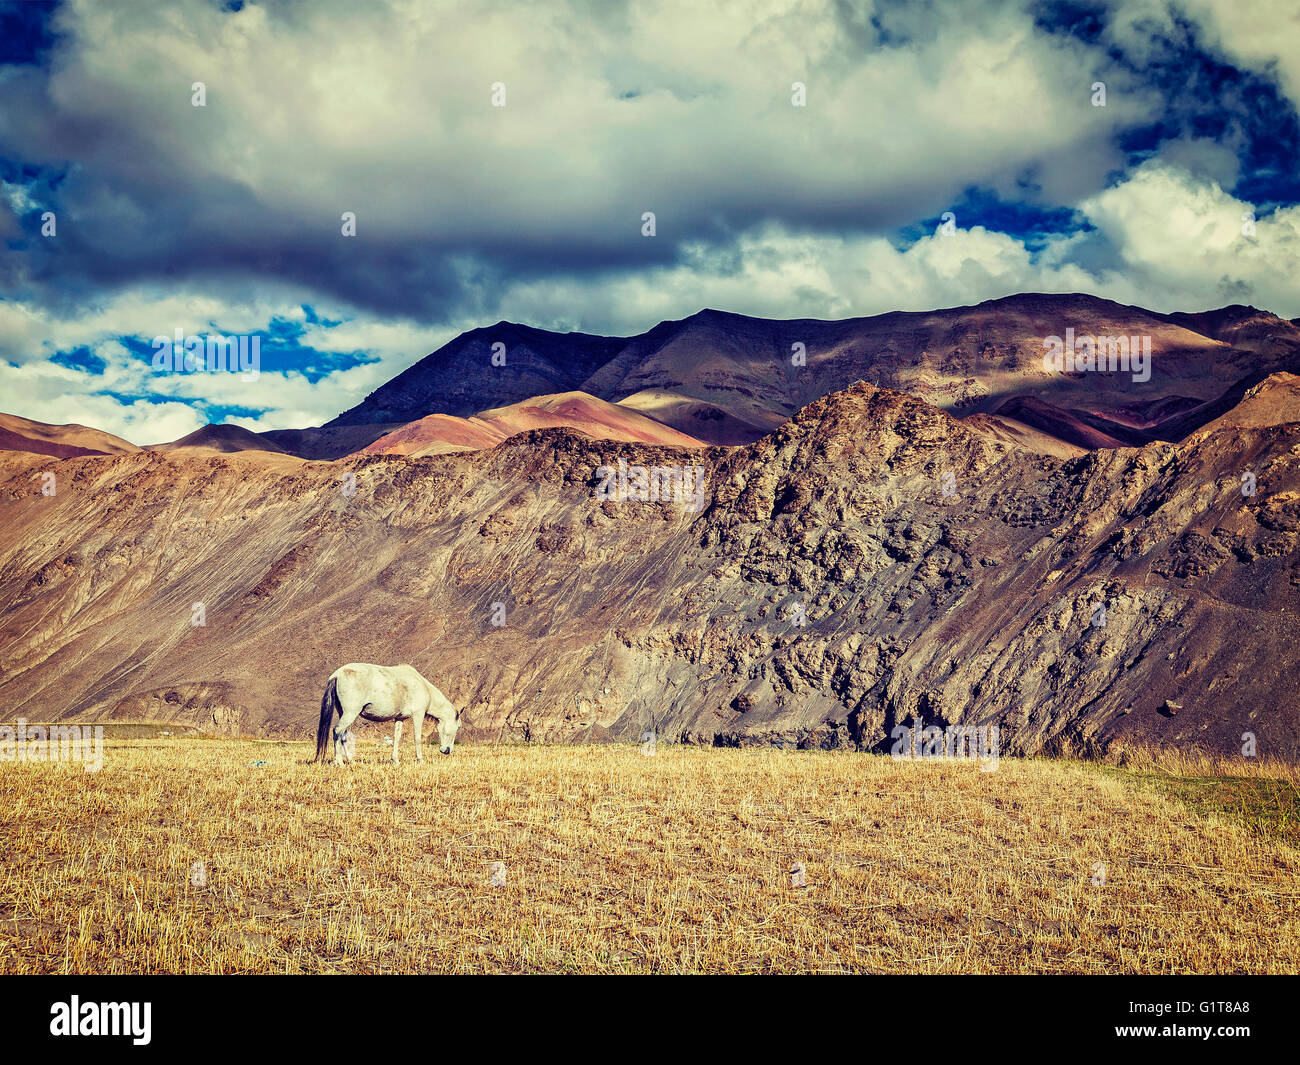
[2,0,1299,443]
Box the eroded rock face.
[1,382,1297,757]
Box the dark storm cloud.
[0,0,1156,324]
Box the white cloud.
[1075,161,1300,312]
[486,163,1300,327]
[0,289,466,443]
[0,357,204,444]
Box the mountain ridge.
[319,292,1300,454]
[6,293,1298,463]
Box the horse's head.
[435,707,462,755]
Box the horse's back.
[331,662,408,685]
[332,662,432,718]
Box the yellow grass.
[1,739,1297,974]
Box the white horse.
[314,663,461,765]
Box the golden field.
[1,738,1297,974]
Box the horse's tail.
[314,676,340,762]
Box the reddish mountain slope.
[0,412,139,458]
[1194,372,1300,435]
[363,391,706,456]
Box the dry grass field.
[1,738,1297,974]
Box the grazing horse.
[314,663,461,765]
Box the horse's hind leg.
[392,719,402,765]
[333,702,364,766]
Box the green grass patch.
[1098,767,1300,847]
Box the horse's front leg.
[392,719,402,764]
[412,710,426,764]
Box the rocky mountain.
[2,373,1297,757]
[319,294,1300,453]
[330,322,624,426]
[152,423,295,455]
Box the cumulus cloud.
[0,357,206,444]
[0,287,464,442]
[1075,161,1300,311]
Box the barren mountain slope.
[364,391,707,457]
[1,382,1297,756]
[152,423,296,455]
[960,413,1087,459]
[259,422,405,461]
[1193,372,1300,434]
[329,322,624,427]
[614,387,786,445]
[0,412,140,458]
